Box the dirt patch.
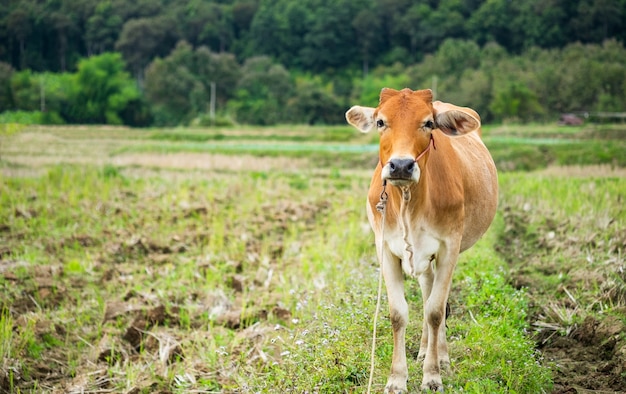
[537,315,626,393]
[498,203,626,393]
[0,172,338,393]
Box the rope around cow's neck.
[400,187,414,267]
[368,180,388,394]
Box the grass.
[497,173,626,391]
[3,123,625,173]
[0,122,624,392]
[148,126,360,143]
[132,124,626,171]
[498,173,626,315]
[1,168,549,392]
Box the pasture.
[1,124,625,393]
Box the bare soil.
[0,178,335,392]
[498,202,626,394]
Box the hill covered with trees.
[1,0,625,126]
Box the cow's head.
[346,88,481,186]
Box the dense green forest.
[1,0,625,126]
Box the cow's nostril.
[388,158,416,179]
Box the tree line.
[1,0,625,126]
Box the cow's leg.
[382,249,408,394]
[417,267,434,362]
[417,265,451,370]
[421,245,459,392]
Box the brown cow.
[346,88,498,392]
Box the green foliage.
[9,71,72,123]
[144,43,197,126]
[1,1,626,126]
[114,16,179,75]
[247,1,311,67]
[144,41,241,126]
[2,0,626,74]
[0,62,14,112]
[67,52,140,125]
[0,111,38,125]
[490,81,544,121]
[287,76,345,125]
[433,39,482,78]
[406,39,626,123]
[85,1,124,54]
[10,70,40,111]
[297,0,361,72]
[0,110,64,125]
[190,113,236,128]
[227,56,293,125]
[352,68,411,107]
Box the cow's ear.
[433,101,481,136]
[346,106,376,133]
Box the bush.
[228,56,294,125]
[189,113,236,127]
[287,77,345,125]
[0,62,14,112]
[489,81,544,122]
[0,110,64,125]
[67,52,140,125]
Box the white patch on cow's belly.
[387,230,440,276]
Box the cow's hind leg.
[382,251,408,394]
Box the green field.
[1,124,625,393]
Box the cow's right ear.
[345,106,376,133]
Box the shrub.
[0,110,64,125]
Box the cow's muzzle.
[387,158,416,180]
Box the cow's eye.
[424,120,434,130]
[376,119,385,128]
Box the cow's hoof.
[421,379,444,392]
[384,384,406,394]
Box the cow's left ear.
[346,106,376,133]
[433,101,481,136]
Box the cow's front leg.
[421,245,459,392]
[418,266,451,370]
[382,250,408,394]
[417,268,434,362]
